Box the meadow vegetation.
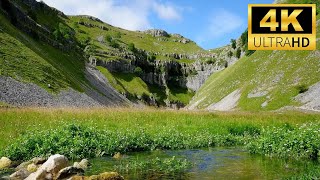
[0,108,319,165]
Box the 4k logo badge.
[248,4,316,50]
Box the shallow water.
[87,147,319,179]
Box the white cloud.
[208,9,244,38]
[38,0,182,31]
[197,9,244,47]
[152,2,181,21]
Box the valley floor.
[0,108,320,179]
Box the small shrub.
[128,43,136,52]
[296,84,309,94]
[53,23,73,41]
[224,61,228,68]
[227,51,233,58]
[147,55,156,63]
[236,48,241,59]
[105,35,112,43]
[189,70,198,76]
[110,40,119,48]
[206,58,216,64]
[141,93,150,102]
[231,39,236,49]
[134,67,144,76]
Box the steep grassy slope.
[63,15,206,106]
[0,12,86,93]
[67,16,204,55]
[1,0,207,107]
[190,12,320,111]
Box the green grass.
[97,66,151,97]
[115,156,192,177]
[0,108,319,159]
[168,85,195,105]
[67,16,204,55]
[0,12,88,92]
[190,13,320,111]
[97,66,193,105]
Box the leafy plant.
[110,39,119,48]
[128,42,136,53]
[115,156,192,176]
[231,39,236,49]
[134,67,144,76]
[296,84,309,94]
[236,48,241,59]
[105,34,112,43]
[247,123,320,160]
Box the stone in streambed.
[0,157,12,169]
[9,168,31,180]
[73,159,89,170]
[56,166,84,179]
[25,154,68,180]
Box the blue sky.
[40,0,273,49]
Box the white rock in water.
[73,159,89,170]
[0,157,12,169]
[25,154,68,180]
[10,168,31,180]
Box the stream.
[87,147,319,179]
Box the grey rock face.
[144,29,170,37]
[295,81,320,111]
[84,66,132,106]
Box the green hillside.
[0,11,86,93]
[189,11,320,111]
[67,16,204,55]
[0,0,209,107]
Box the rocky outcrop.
[0,0,75,51]
[295,81,320,111]
[143,29,170,37]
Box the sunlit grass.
[0,108,319,151]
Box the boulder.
[144,29,169,37]
[25,154,69,180]
[112,153,121,159]
[0,157,12,169]
[73,159,89,170]
[56,166,84,180]
[16,157,46,170]
[27,163,38,172]
[9,168,31,180]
